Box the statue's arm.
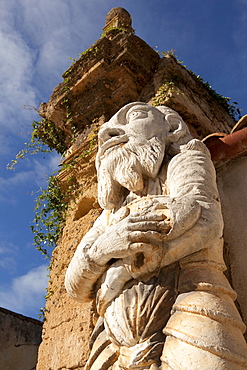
[65,212,108,302]
[161,139,223,266]
[65,207,144,301]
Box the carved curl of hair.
[156,105,193,157]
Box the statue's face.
[98,104,167,159]
[96,104,168,210]
[95,103,191,209]
[125,105,167,141]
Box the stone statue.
[65,103,247,369]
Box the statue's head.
[96,102,192,210]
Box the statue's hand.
[88,209,171,266]
[127,211,171,242]
[126,194,201,241]
[121,209,171,278]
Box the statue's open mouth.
[98,134,129,157]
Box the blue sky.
[0,0,247,320]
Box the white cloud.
[0,6,37,130]
[0,257,17,272]
[0,0,104,159]
[0,170,33,191]
[0,2,38,162]
[14,0,98,88]
[0,237,18,272]
[0,152,61,194]
[0,264,49,317]
[32,153,61,182]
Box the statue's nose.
[98,127,126,145]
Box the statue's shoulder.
[167,139,213,177]
[181,139,210,156]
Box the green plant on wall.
[78,46,99,58]
[81,131,97,157]
[8,116,99,262]
[33,119,68,154]
[38,307,48,321]
[158,50,242,121]
[151,82,178,107]
[30,172,70,258]
[195,76,242,120]
[7,118,67,170]
[7,121,72,257]
[31,121,100,255]
[63,45,100,80]
[29,129,99,260]
[101,26,134,38]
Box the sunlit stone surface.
[65,103,247,369]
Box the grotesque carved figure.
[65,103,247,369]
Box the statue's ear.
[166,114,188,143]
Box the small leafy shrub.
[151,82,176,107]
[30,173,70,258]
[7,119,67,170]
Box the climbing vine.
[29,128,98,259]
[30,172,71,259]
[195,76,242,120]
[7,118,67,170]
[32,119,68,154]
[158,50,242,121]
[32,129,97,255]
[63,45,100,79]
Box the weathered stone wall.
[0,307,42,370]
[217,155,247,332]
[142,55,235,138]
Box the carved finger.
[128,221,161,231]
[152,203,169,210]
[129,213,165,222]
[129,230,164,244]
[128,220,171,234]
[159,220,172,233]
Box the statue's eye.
[130,111,140,118]
[128,110,148,121]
